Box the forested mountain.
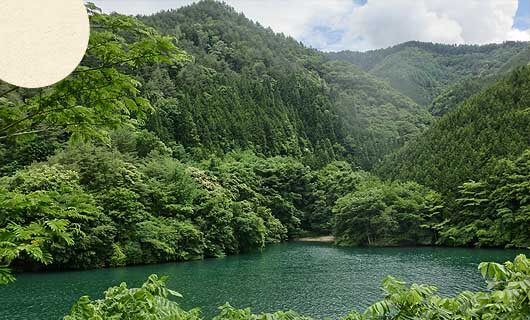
[140,3,343,165]
[376,66,530,249]
[320,61,431,168]
[138,1,431,168]
[430,45,530,116]
[377,66,530,197]
[329,41,529,109]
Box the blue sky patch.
[514,0,530,30]
[313,26,346,45]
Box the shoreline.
[295,235,336,243]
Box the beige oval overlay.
[0,0,90,88]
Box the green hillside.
[377,66,530,198]
[2,2,530,318]
[430,45,530,116]
[139,1,430,168]
[320,60,431,168]
[329,41,529,107]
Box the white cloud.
[93,0,530,51]
[318,0,529,51]
[328,0,465,51]
[226,0,354,39]
[425,0,528,43]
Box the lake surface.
[1,243,527,320]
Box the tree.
[306,161,368,233]
[333,179,443,246]
[0,4,189,142]
[440,149,530,248]
[0,164,100,282]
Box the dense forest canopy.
[0,0,529,288]
[377,66,530,197]
[329,41,530,111]
[135,1,439,169]
[376,66,530,248]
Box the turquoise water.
[1,243,527,319]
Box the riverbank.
[295,235,335,243]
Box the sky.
[93,0,530,52]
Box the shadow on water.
[1,242,527,320]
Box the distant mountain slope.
[431,45,530,116]
[139,0,430,168]
[329,41,529,108]
[320,60,431,168]
[376,66,530,197]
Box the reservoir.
[1,242,526,319]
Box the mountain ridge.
[139,0,432,168]
[329,40,529,107]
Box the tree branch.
[0,80,118,134]
[0,129,50,139]
[0,120,119,140]
[0,87,18,99]
[72,53,161,74]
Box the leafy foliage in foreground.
[346,254,530,319]
[0,6,188,143]
[64,255,530,320]
[64,274,200,320]
[0,220,74,284]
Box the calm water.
[1,243,527,320]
